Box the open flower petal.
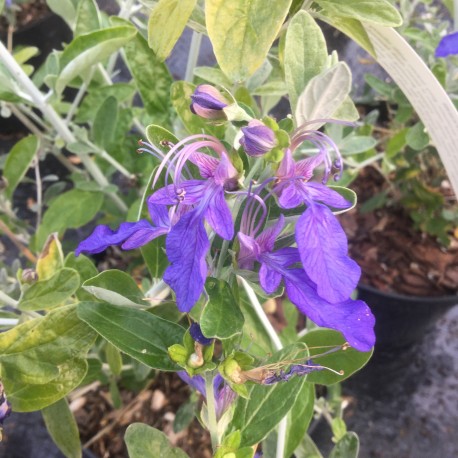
[164,211,210,312]
[204,187,234,240]
[284,269,375,351]
[304,182,351,209]
[296,204,360,303]
[76,220,166,255]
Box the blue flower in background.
[435,31,458,57]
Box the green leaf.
[0,0,4,14]
[173,400,195,433]
[83,270,145,306]
[295,62,352,127]
[36,189,104,250]
[140,240,168,280]
[64,253,99,301]
[3,135,39,199]
[386,129,407,159]
[77,302,185,370]
[18,268,80,311]
[200,278,244,339]
[284,11,327,111]
[75,0,100,36]
[332,96,360,123]
[0,305,96,411]
[231,344,308,446]
[92,95,118,149]
[294,434,324,458]
[123,25,173,124]
[42,398,82,458]
[299,329,372,385]
[339,135,377,155]
[170,81,225,137]
[46,0,77,29]
[317,16,375,57]
[147,0,197,61]
[205,0,292,82]
[314,0,402,27]
[125,423,190,458]
[193,66,233,88]
[406,122,429,150]
[55,26,137,94]
[105,342,123,376]
[36,233,64,281]
[145,124,179,156]
[329,432,360,458]
[284,382,315,458]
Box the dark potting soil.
[0,0,49,33]
[339,167,458,297]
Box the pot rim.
[357,282,458,304]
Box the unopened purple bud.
[190,85,228,119]
[189,322,213,346]
[240,120,277,157]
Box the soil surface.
[339,167,458,297]
[0,0,49,33]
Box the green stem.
[237,276,287,458]
[0,290,18,307]
[205,371,219,451]
[185,31,202,83]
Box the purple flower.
[149,136,238,312]
[435,31,458,57]
[190,323,213,346]
[177,372,236,420]
[273,142,360,304]
[76,202,171,255]
[240,120,277,157]
[263,360,324,384]
[238,213,375,351]
[190,85,228,119]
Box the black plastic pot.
[357,283,458,350]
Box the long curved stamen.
[152,134,224,188]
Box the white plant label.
[365,24,458,197]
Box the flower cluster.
[77,84,375,352]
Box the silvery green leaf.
[295,62,352,129]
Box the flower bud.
[0,383,11,426]
[190,85,228,119]
[240,120,277,157]
[22,268,38,284]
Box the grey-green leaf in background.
[314,0,402,27]
[74,0,100,36]
[122,21,174,126]
[295,62,352,128]
[147,0,197,61]
[18,268,80,311]
[329,432,360,458]
[77,302,185,371]
[46,0,77,29]
[3,135,39,200]
[0,305,96,411]
[125,423,190,458]
[82,270,145,306]
[284,11,328,112]
[55,26,137,94]
[193,66,233,88]
[230,344,308,446]
[205,0,292,82]
[36,189,104,250]
[92,95,118,149]
[42,398,82,458]
[200,278,244,339]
